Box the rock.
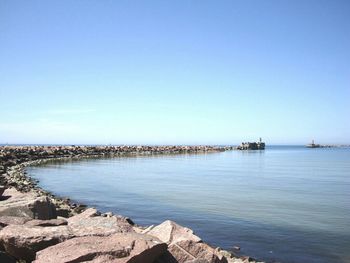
[145,220,201,245]
[134,224,154,234]
[25,218,67,227]
[233,246,240,251]
[0,216,32,227]
[0,224,74,261]
[55,207,71,218]
[0,208,135,261]
[73,204,87,214]
[167,240,226,263]
[146,221,225,263]
[240,256,255,263]
[102,211,113,217]
[34,232,167,263]
[0,188,56,220]
[68,208,133,236]
[217,250,242,263]
[69,207,100,218]
[0,186,5,196]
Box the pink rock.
[0,224,74,261]
[147,221,226,263]
[34,232,167,263]
[167,240,226,263]
[0,188,56,219]
[145,220,201,245]
[69,208,100,219]
[68,208,133,236]
[0,209,135,261]
[0,216,31,227]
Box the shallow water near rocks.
[26,146,350,263]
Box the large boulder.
[144,220,201,245]
[0,188,56,219]
[168,240,226,263]
[148,221,226,263]
[67,208,133,236]
[34,232,167,263]
[0,224,74,261]
[156,240,227,263]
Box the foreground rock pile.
[0,145,260,263]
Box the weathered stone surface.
[0,216,31,227]
[25,218,67,227]
[0,188,56,219]
[145,220,201,245]
[148,221,228,263]
[68,208,133,236]
[0,224,74,261]
[168,240,226,263]
[34,232,167,263]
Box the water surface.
[27,146,350,263]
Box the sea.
[26,146,350,263]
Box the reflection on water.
[27,146,350,263]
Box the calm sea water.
[26,146,350,263]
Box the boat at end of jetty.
[306,140,321,148]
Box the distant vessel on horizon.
[306,140,335,148]
[306,140,321,148]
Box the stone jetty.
[0,145,261,263]
[236,139,265,150]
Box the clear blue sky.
[1,0,349,145]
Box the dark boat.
[306,140,321,148]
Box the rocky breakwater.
[0,145,261,263]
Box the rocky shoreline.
[0,145,262,263]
